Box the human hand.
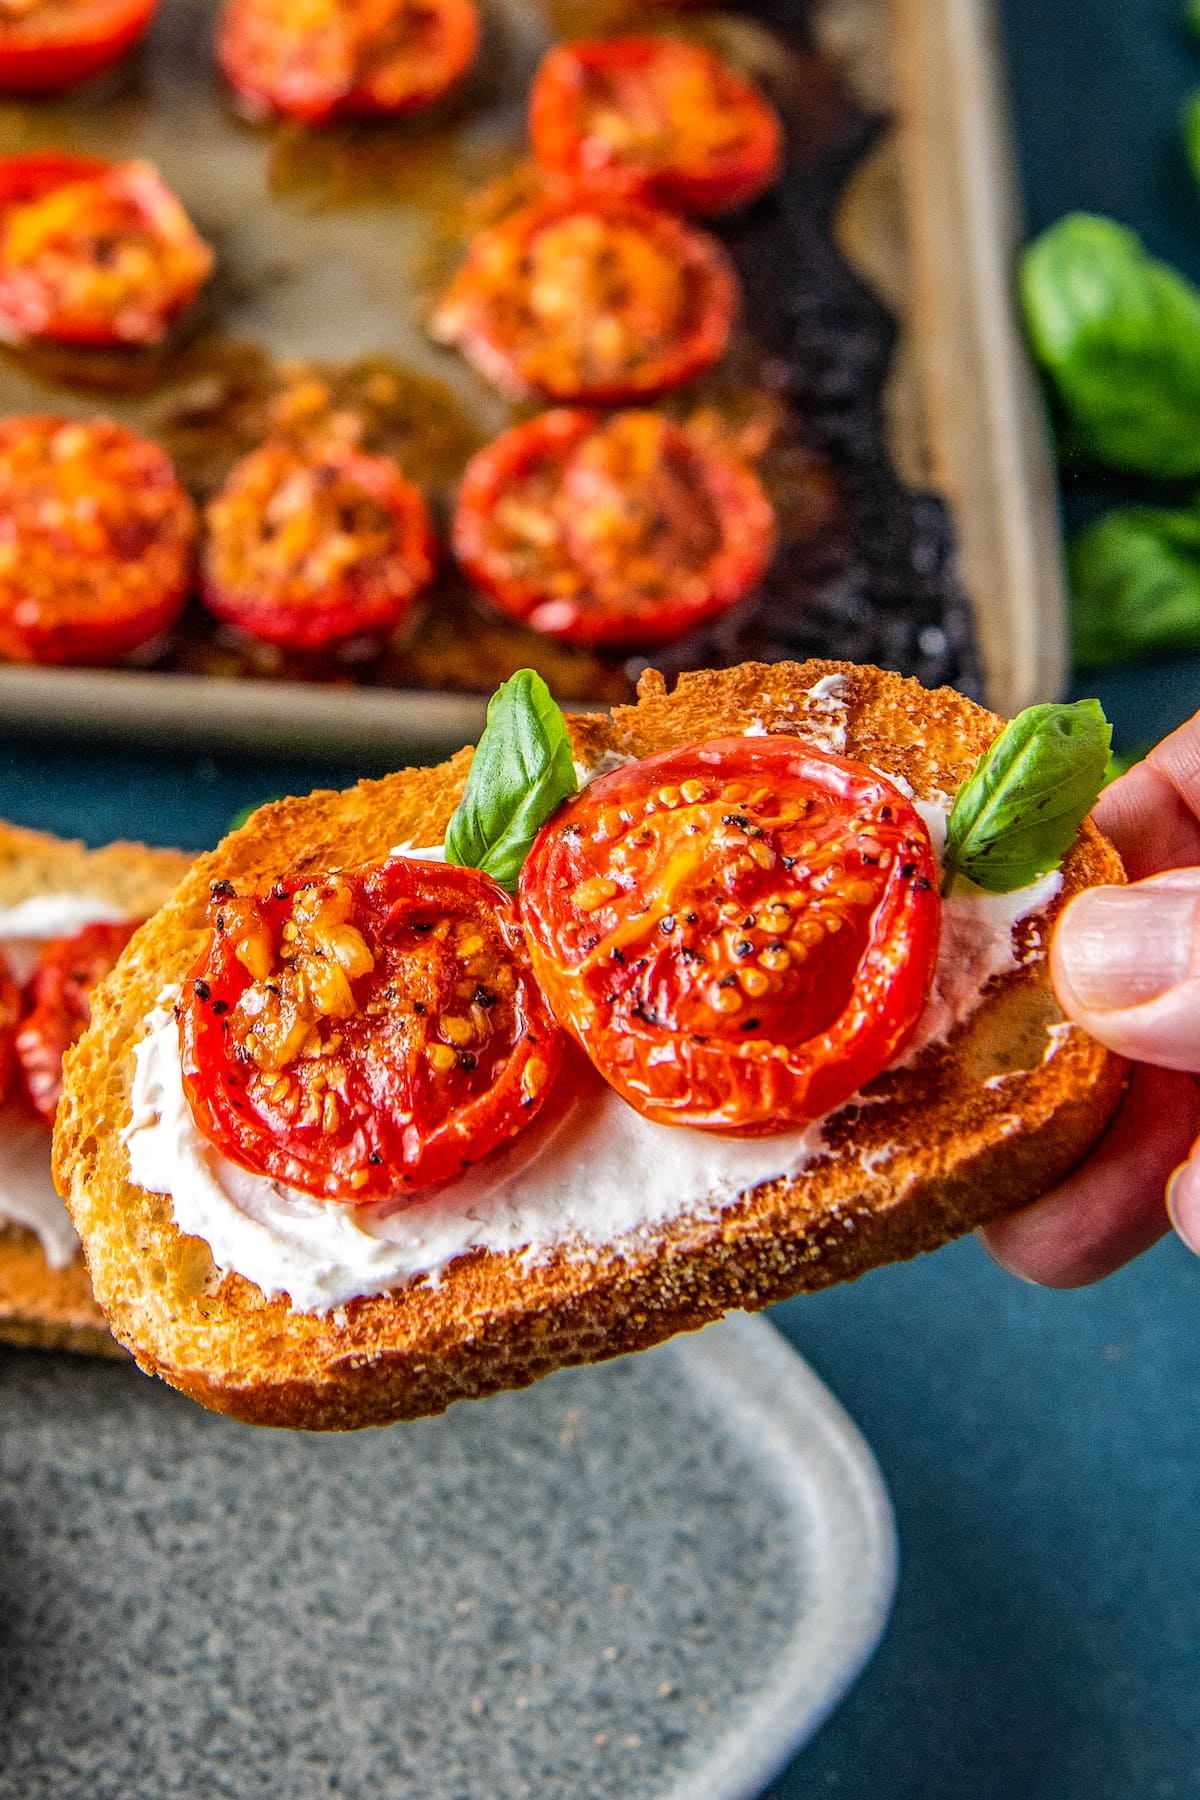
[981,707,1200,1285]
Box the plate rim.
[663,1312,898,1800]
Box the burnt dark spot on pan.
[639,0,980,701]
[4,0,977,708]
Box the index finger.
[1097,708,1200,879]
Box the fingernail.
[1167,1159,1200,1255]
[1056,883,1200,1012]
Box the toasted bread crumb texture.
[55,663,1127,1429]
[0,1223,120,1355]
[0,824,190,1355]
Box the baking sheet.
[0,0,1051,757]
[0,1313,896,1799]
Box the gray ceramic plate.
[0,1313,895,1799]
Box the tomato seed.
[573,876,618,911]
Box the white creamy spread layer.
[0,1109,81,1267]
[127,1014,830,1312]
[0,891,129,1263]
[742,674,849,753]
[0,893,127,984]
[904,804,1062,1062]
[124,768,1064,1313]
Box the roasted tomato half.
[217,0,480,125]
[0,945,20,1103]
[520,737,940,1134]
[16,918,140,1121]
[200,437,437,651]
[0,152,213,347]
[0,416,196,665]
[0,0,158,94]
[454,409,774,646]
[529,36,783,216]
[431,191,738,402]
[179,857,566,1203]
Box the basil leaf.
[1068,499,1200,669]
[1020,214,1200,478]
[1183,90,1200,188]
[229,798,281,832]
[941,700,1112,895]
[1103,745,1149,788]
[444,669,577,892]
[1187,0,1200,44]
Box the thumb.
[1051,869,1200,1072]
[1168,1150,1200,1257]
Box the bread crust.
[54,662,1128,1426]
[0,823,191,1355]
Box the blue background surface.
[771,4,1200,1795]
[1,4,1198,1797]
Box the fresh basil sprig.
[1068,498,1200,669]
[1020,214,1200,480]
[228,797,281,833]
[940,700,1112,896]
[444,670,577,892]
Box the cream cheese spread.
[126,1013,829,1312]
[796,672,850,753]
[0,891,129,1262]
[123,783,1064,1313]
[902,803,1062,1063]
[741,675,849,754]
[0,1108,80,1267]
[0,893,127,983]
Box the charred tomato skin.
[0,0,159,96]
[529,36,783,216]
[0,415,196,666]
[519,736,941,1134]
[217,0,480,126]
[16,918,141,1121]
[0,151,213,347]
[179,856,566,1204]
[200,437,437,651]
[431,189,739,403]
[453,408,774,647]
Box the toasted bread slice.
[55,662,1127,1426]
[0,824,191,1355]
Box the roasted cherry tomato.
[0,0,158,94]
[454,409,774,646]
[16,919,140,1121]
[200,437,437,651]
[217,0,480,125]
[0,416,196,665]
[0,945,20,1103]
[431,191,738,402]
[529,37,783,216]
[0,152,213,347]
[520,737,940,1134]
[179,857,566,1203]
